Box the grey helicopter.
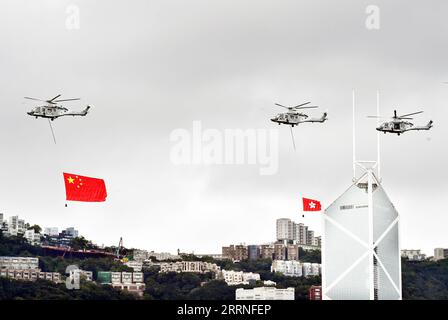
[24,94,92,144]
[368,110,433,135]
[270,101,328,150]
[270,102,327,127]
[25,94,91,121]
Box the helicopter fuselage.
[376,120,433,135]
[27,105,90,120]
[271,112,327,127]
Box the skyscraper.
[322,167,401,300]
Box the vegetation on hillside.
[3,232,448,300]
[0,277,136,300]
[402,258,448,300]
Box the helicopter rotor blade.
[275,103,290,109]
[367,115,388,119]
[24,97,46,102]
[47,94,62,103]
[294,106,318,110]
[53,98,81,102]
[294,102,311,108]
[398,111,423,118]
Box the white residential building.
[159,261,220,274]
[312,236,322,247]
[434,248,448,261]
[43,227,59,236]
[0,269,61,283]
[221,270,260,285]
[133,250,180,262]
[6,216,25,236]
[133,249,149,262]
[121,272,133,283]
[302,262,320,277]
[271,260,320,277]
[0,257,39,270]
[110,272,144,284]
[111,283,146,297]
[401,249,426,261]
[271,260,302,277]
[263,280,276,286]
[125,261,143,272]
[149,251,180,261]
[63,227,78,238]
[111,272,122,284]
[24,229,41,246]
[236,287,295,300]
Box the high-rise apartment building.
[276,218,294,241]
[276,219,319,247]
[295,223,308,245]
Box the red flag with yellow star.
[63,173,107,202]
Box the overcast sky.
[0,0,447,255]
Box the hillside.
[2,233,448,300]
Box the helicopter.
[270,101,328,150]
[24,94,91,121]
[270,102,328,127]
[24,94,92,144]
[367,110,433,136]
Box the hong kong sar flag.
[63,173,107,202]
[302,197,321,211]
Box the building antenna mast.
[352,89,356,181]
[376,90,381,182]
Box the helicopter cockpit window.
[394,123,400,130]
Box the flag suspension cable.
[290,126,296,151]
[47,119,57,144]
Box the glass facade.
[323,172,401,300]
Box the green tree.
[27,225,42,234]
[187,280,235,300]
[70,236,92,250]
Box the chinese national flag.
[63,173,107,202]
[302,197,321,211]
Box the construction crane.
[116,237,123,259]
